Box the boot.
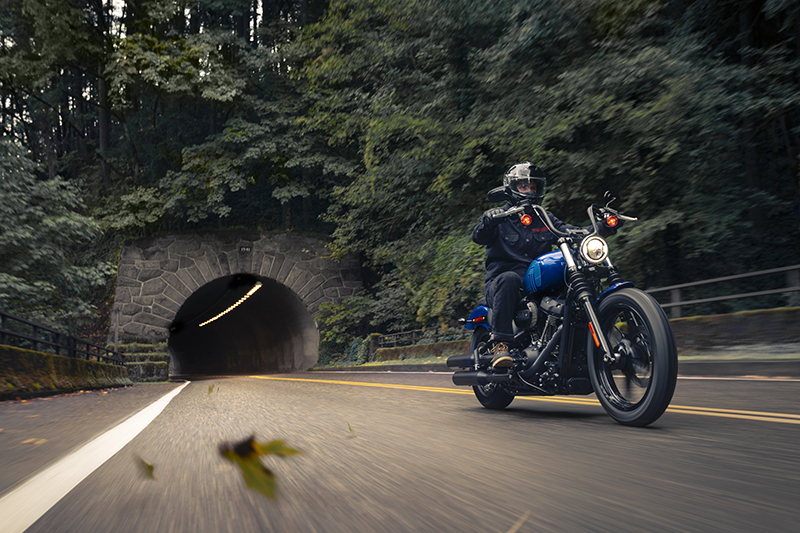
[488,341,514,370]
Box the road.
[1,372,799,532]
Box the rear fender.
[465,305,491,331]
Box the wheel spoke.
[598,306,655,409]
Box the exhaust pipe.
[447,351,497,369]
[452,370,512,386]
[446,353,475,369]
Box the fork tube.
[559,242,614,361]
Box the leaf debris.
[219,436,302,500]
[136,455,156,479]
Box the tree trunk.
[122,119,140,178]
[98,70,111,189]
[190,1,200,34]
[252,0,259,46]
[282,201,291,230]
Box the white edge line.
[0,381,190,533]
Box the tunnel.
[167,273,319,376]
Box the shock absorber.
[606,265,624,286]
[567,268,594,302]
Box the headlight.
[580,236,609,264]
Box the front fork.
[559,242,615,363]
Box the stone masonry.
[110,231,362,343]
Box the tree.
[295,0,800,329]
[0,139,114,326]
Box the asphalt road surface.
[1,372,798,533]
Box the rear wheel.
[588,288,677,426]
[470,327,515,410]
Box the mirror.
[604,190,617,207]
[487,186,507,203]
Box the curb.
[677,360,800,378]
[311,360,800,378]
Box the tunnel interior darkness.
[168,273,319,375]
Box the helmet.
[503,162,546,204]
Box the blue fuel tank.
[524,250,567,294]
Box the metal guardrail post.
[789,269,800,307]
[670,288,682,319]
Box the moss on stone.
[0,344,132,399]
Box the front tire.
[588,288,677,426]
[469,327,515,410]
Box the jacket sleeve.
[472,216,498,246]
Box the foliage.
[0,139,114,325]
[315,294,372,358]
[297,0,800,328]
[3,0,800,343]
[94,187,167,235]
[398,234,486,325]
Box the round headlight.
[580,236,609,264]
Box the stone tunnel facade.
[110,231,362,345]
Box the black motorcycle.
[448,191,678,427]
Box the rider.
[472,162,586,369]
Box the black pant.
[484,271,522,343]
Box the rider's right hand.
[482,207,506,227]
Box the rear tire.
[470,327,515,410]
[588,288,677,426]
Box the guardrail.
[377,328,470,349]
[374,264,800,351]
[0,310,124,366]
[645,264,800,318]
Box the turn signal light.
[605,215,618,227]
[520,214,533,226]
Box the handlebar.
[489,205,526,219]
[488,200,638,239]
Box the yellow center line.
[249,376,800,425]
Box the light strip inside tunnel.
[199,282,262,327]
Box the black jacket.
[472,205,581,284]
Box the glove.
[482,207,506,227]
[597,218,623,238]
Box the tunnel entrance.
[168,273,319,376]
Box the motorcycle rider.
[472,162,587,369]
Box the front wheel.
[470,327,515,410]
[588,288,677,427]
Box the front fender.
[595,281,635,307]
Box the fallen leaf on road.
[219,436,302,500]
[135,455,156,479]
[22,438,47,445]
[347,421,357,437]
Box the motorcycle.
[447,190,678,427]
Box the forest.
[1,0,799,356]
